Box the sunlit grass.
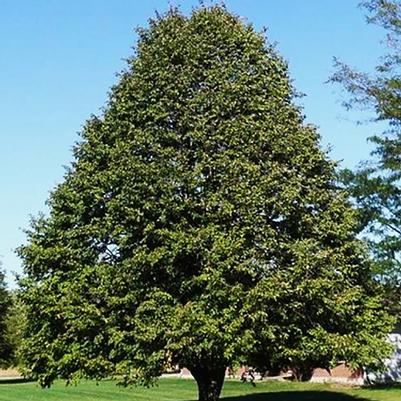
[0,377,399,401]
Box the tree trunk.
[292,365,314,382]
[190,365,226,401]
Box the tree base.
[190,366,226,401]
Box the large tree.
[332,0,401,301]
[18,6,393,401]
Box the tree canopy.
[332,0,401,299]
[18,5,393,401]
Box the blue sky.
[0,0,386,286]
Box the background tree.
[5,291,27,368]
[0,265,16,368]
[18,5,393,401]
[332,0,401,309]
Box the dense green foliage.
[5,292,27,367]
[0,378,401,401]
[0,268,15,368]
[18,5,393,401]
[332,1,401,294]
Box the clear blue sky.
[0,0,385,286]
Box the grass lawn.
[0,377,400,401]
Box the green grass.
[0,377,400,401]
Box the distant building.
[364,322,401,384]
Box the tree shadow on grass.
[218,391,371,401]
[364,382,401,390]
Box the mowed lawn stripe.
[0,379,198,401]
